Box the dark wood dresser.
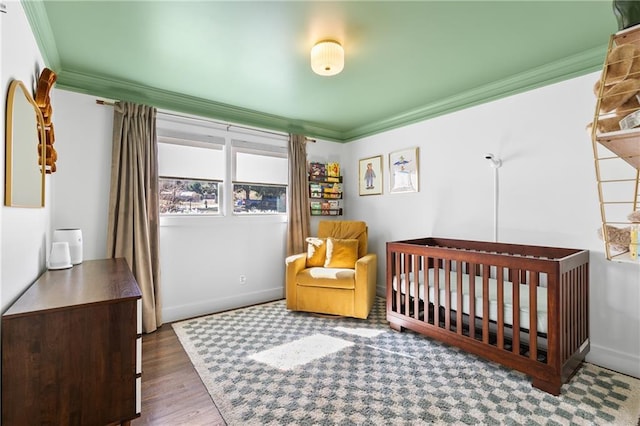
[1,258,142,425]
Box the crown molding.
[55,70,345,142]
[341,45,607,142]
[21,0,61,71]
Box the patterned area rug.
[172,298,640,425]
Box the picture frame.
[389,147,419,193]
[358,155,383,196]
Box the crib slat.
[445,260,451,331]
[529,271,538,360]
[414,255,421,320]
[456,261,463,335]
[433,258,440,328]
[582,264,589,349]
[547,271,556,368]
[577,267,584,349]
[559,274,569,361]
[575,269,581,353]
[395,253,401,315]
[580,266,584,341]
[567,270,572,360]
[497,267,504,349]
[482,265,490,344]
[561,273,567,362]
[468,262,476,339]
[404,254,411,316]
[511,269,520,355]
[576,267,582,351]
[569,269,575,357]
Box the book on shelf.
[309,162,326,178]
[326,162,340,177]
[311,208,343,216]
[310,175,341,183]
[322,183,342,194]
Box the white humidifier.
[53,228,83,265]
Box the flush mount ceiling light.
[311,40,344,76]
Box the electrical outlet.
[239,275,247,284]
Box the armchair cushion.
[318,221,368,258]
[296,267,355,289]
[324,237,359,268]
[305,237,327,267]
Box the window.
[232,140,287,215]
[233,183,286,214]
[159,177,220,214]
[157,112,289,217]
[157,124,225,215]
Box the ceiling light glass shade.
[311,40,344,76]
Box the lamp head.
[484,153,502,168]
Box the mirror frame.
[5,80,46,207]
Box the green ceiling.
[24,1,617,142]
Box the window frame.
[156,112,289,221]
[159,176,223,215]
[157,132,226,217]
[230,138,288,216]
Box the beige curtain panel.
[287,134,310,256]
[107,101,162,333]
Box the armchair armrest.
[285,253,306,267]
[285,253,307,309]
[354,253,377,318]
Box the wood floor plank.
[132,325,225,425]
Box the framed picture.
[389,147,419,193]
[358,155,383,196]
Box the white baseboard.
[162,287,284,323]
[587,343,640,379]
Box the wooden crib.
[386,237,590,395]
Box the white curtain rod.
[95,99,316,142]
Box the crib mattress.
[392,268,548,333]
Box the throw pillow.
[306,237,327,267]
[324,237,359,268]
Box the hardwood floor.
[132,324,226,425]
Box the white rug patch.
[334,326,386,338]
[248,333,353,371]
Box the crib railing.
[386,237,590,395]
[390,252,549,363]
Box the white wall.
[1,1,49,312]
[50,89,112,260]
[344,73,640,379]
[159,215,286,321]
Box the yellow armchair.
[285,221,377,319]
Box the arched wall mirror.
[5,80,46,207]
